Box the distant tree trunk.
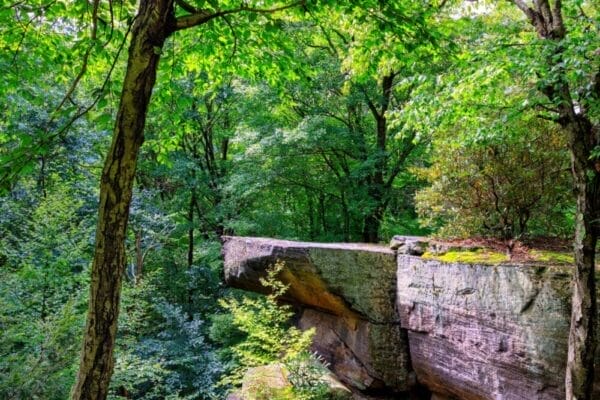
[341,191,350,242]
[510,2,600,398]
[319,193,327,234]
[307,190,316,239]
[362,74,394,243]
[71,1,174,398]
[134,230,143,283]
[188,190,196,267]
[362,207,383,243]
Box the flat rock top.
[222,236,394,254]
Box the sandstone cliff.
[222,236,600,400]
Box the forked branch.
[173,0,305,32]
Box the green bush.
[0,184,91,399]
[214,261,315,387]
[415,117,573,239]
[109,266,224,400]
[211,261,342,399]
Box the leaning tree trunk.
[71,1,174,398]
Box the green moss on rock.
[422,249,508,264]
[530,250,574,265]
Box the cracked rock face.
[222,236,600,400]
[222,236,412,393]
[396,255,600,400]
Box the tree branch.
[361,87,381,119]
[511,0,536,22]
[174,0,304,32]
[54,0,99,113]
[385,131,416,188]
[175,0,199,14]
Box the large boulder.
[222,236,412,393]
[231,363,353,400]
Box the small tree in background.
[415,115,572,240]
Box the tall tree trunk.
[565,118,599,399]
[70,1,303,397]
[71,1,174,398]
[509,2,600,397]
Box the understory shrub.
[211,261,336,399]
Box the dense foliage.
[415,112,572,239]
[0,0,597,399]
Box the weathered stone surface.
[223,236,600,400]
[222,236,411,393]
[223,236,398,322]
[298,309,377,390]
[298,309,411,392]
[390,235,429,256]
[396,255,598,400]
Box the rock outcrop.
[222,236,411,394]
[222,236,600,400]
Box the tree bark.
[565,118,599,399]
[509,1,600,398]
[71,1,175,398]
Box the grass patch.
[530,250,574,264]
[422,249,508,264]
